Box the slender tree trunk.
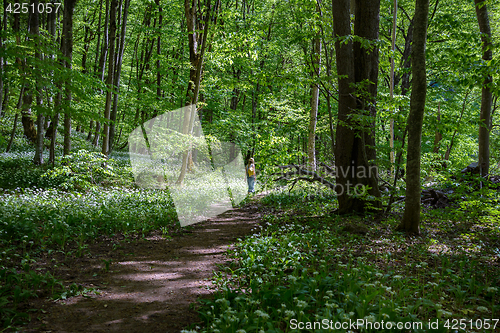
[12,6,37,143]
[397,0,429,234]
[389,0,397,171]
[32,0,45,165]
[62,0,77,156]
[152,0,163,118]
[445,90,471,160]
[176,0,212,185]
[102,0,118,156]
[6,89,24,153]
[6,114,19,153]
[432,102,442,153]
[93,0,104,73]
[0,0,6,117]
[109,0,130,152]
[308,37,321,171]
[93,0,110,146]
[81,11,90,74]
[47,4,58,164]
[474,0,493,176]
[86,120,94,140]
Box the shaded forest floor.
[21,201,265,333]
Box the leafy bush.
[40,150,116,191]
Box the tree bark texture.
[109,0,130,153]
[102,0,118,156]
[63,0,77,156]
[176,0,212,185]
[398,0,429,234]
[474,0,493,176]
[308,37,321,171]
[332,0,381,214]
[32,0,45,165]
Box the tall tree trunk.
[93,0,104,73]
[63,0,77,156]
[332,0,381,214]
[176,0,212,185]
[474,0,493,176]
[308,37,321,171]
[397,0,429,234]
[47,4,58,164]
[389,0,397,171]
[12,5,37,143]
[0,0,6,117]
[102,0,118,156]
[92,0,110,147]
[109,0,130,153]
[152,0,163,118]
[32,0,45,165]
[353,0,380,170]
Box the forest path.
[32,201,263,333]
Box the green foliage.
[0,187,177,245]
[40,150,117,191]
[194,192,500,332]
[0,151,178,330]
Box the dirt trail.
[30,203,262,333]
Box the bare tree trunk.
[398,0,429,234]
[308,37,321,171]
[432,102,442,153]
[92,0,110,147]
[474,0,493,176]
[63,0,77,156]
[109,0,130,153]
[102,0,118,156]
[32,0,45,165]
[332,0,381,214]
[47,4,58,164]
[0,0,6,117]
[12,6,37,144]
[176,0,212,185]
[389,0,397,171]
[152,0,163,118]
[86,120,94,140]
[6,89,24,153]
[6,114,19,153]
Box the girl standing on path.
[246,158,256,193]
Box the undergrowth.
[0,129,180,330]
[193,187,500,333]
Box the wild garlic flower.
[296,300,308,308]
[255,310,270,319]
[364,315,376,322]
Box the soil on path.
[26,202,263,333]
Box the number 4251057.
[5,2,62,14]
[444,318,499,330]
